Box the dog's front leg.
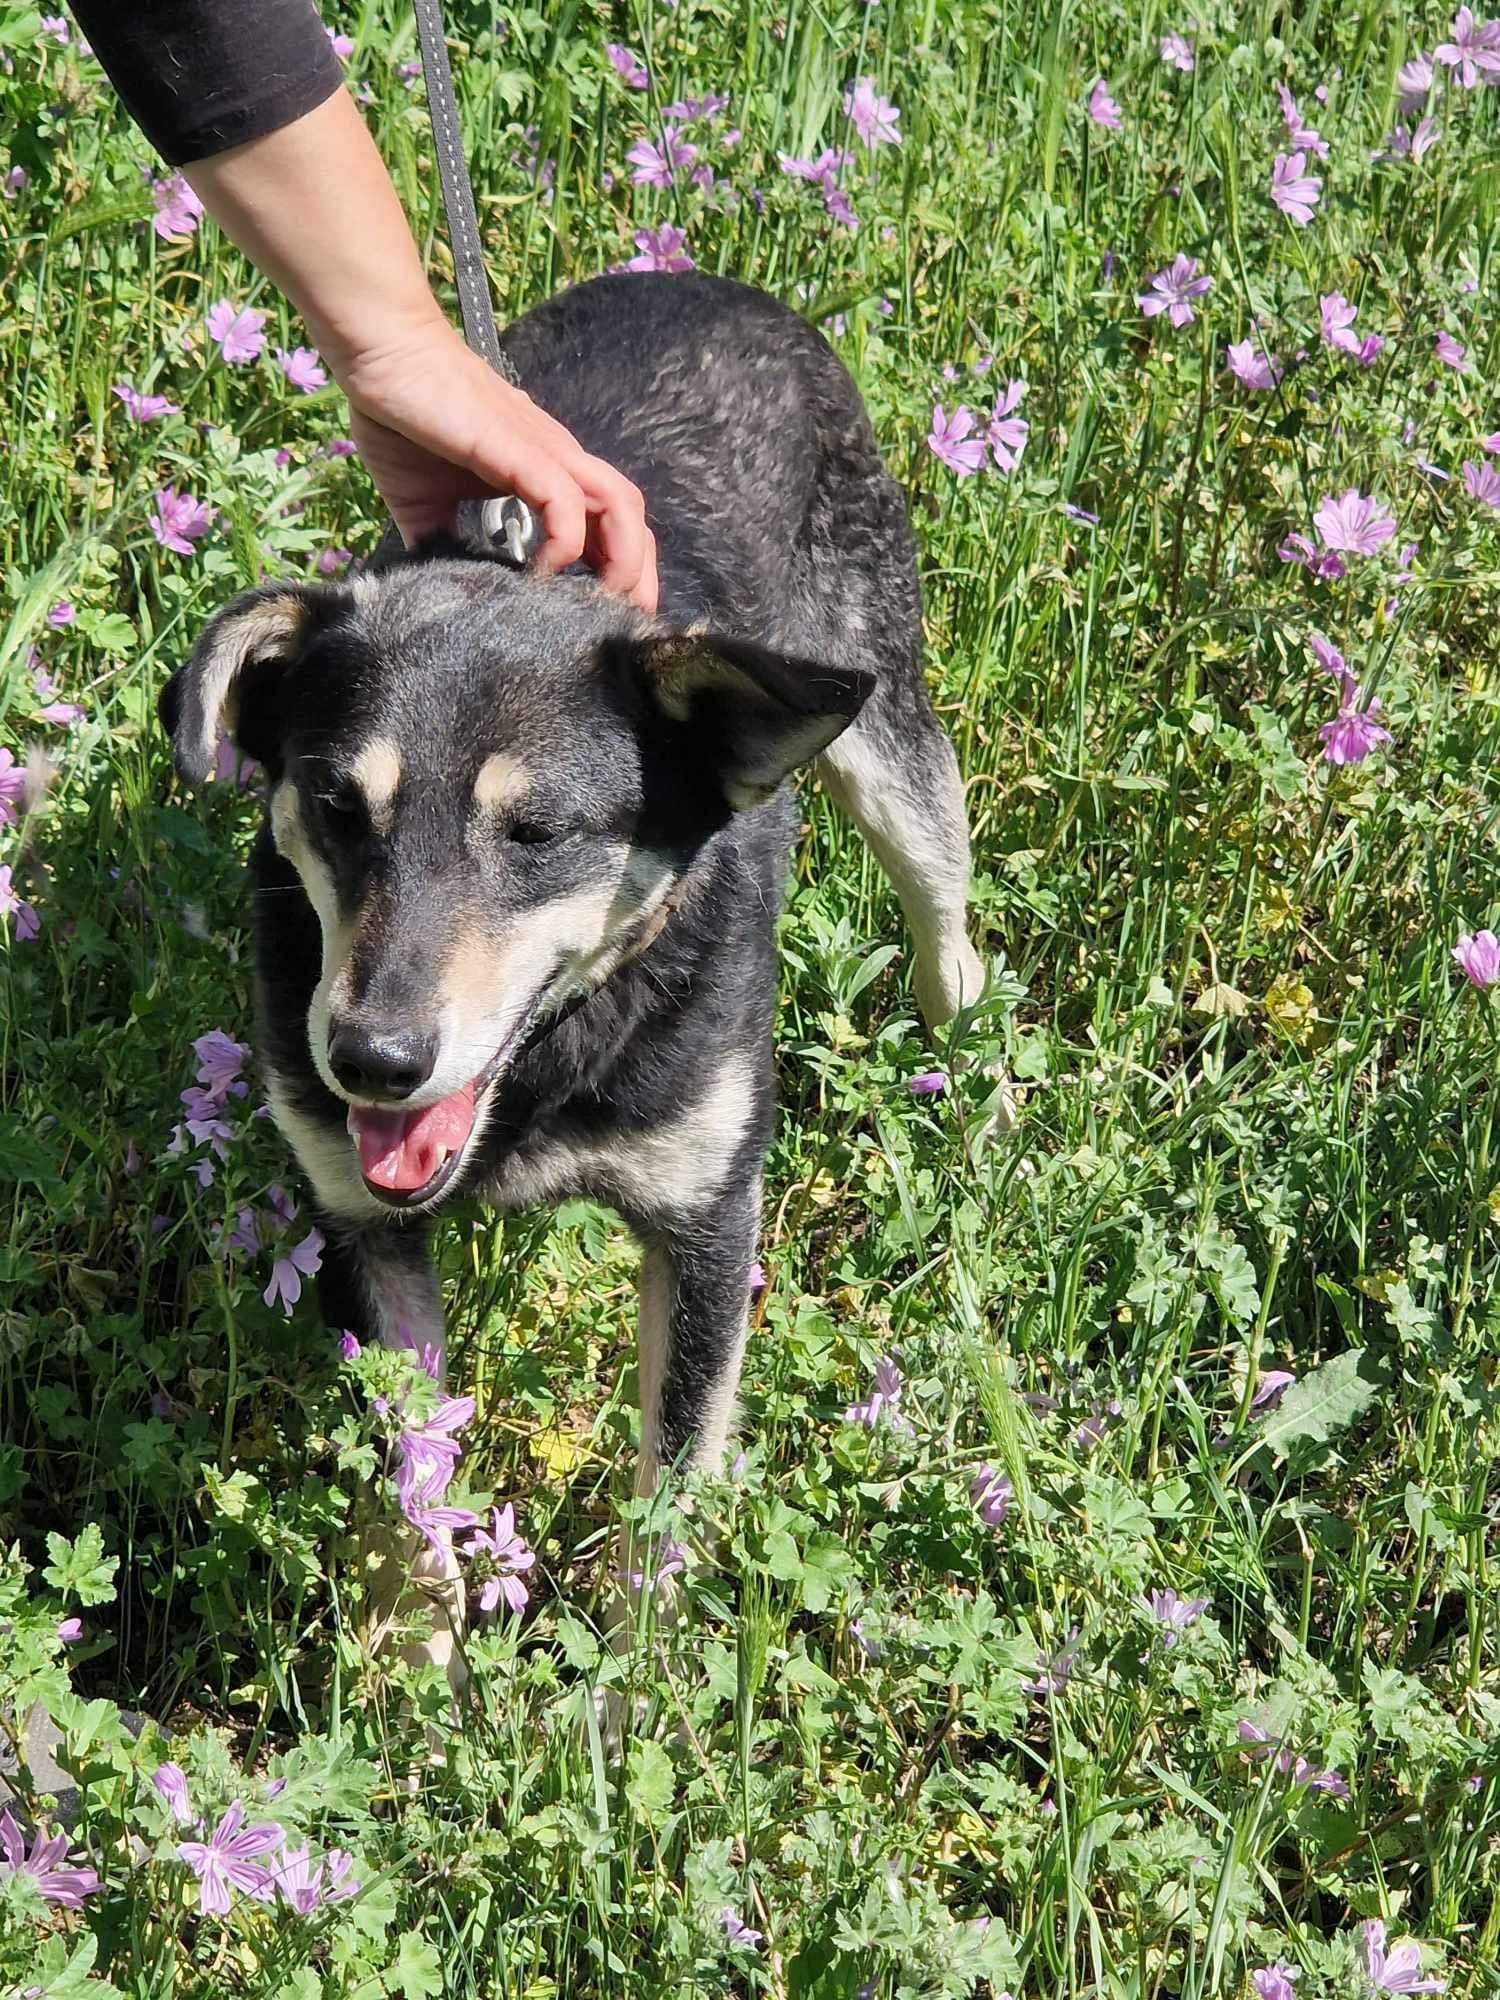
[318,1221,465,1693]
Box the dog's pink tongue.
[349,1084,477,1192]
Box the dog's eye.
[317,782,365,823]
[508,820,557,847]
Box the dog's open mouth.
[348,1083,478,1206]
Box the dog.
[161,271,984,1526]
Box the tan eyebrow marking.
[351,738,402,828]
[473,752,530,811]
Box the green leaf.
[798,1536,855,1615]
[42,1523,119,1606]
[0,1115,64,1191]
[392,1933,443,2000]
[1256,1351,1378,1463]
[556,1614,600,1672]
[625,1738,675,1820]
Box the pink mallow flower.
[1313,488,1396,557]
[1252,1967,1299,2000]
[193,1029,249,1095]
[1463,459,1500,509]
[605,41,648,88]
[1270,151,1321,225]
[276,346,327,392]
[1276,82,1328,158]
[1160,31,1195,69]
[1319,293,1383,364]
[844,76,901,147]
[971,1464,1012,1528]
[393,1396,475,1512]
[1435,7,1500,88]
[39,15,70,43]
[1137,254,1212,328]
[988,379,1029,471]
[1360,1919,1446,1994]
[177,1801,283,1916]
[846,1354,914,1434]
[153,1763,194,1824]
[0,865,40,942]
[1226,338,1282,389]
[205,299,267,365]
[1319,672,1392,766]
[112,381,179,422]
[1436,331,1468,371]
[1145,1587,1208,1643]
[626,130,697,186]
[626,224,694,273]
[0,747,24,825]
[151,174,203,241]
[1453,930,1500,989]
[0,1810,100,1908]
[460,1503,536,1613]
[150,487,214,556]
[927,405,987,477]
[263,1229,324,1314]
[1398,53,1435,111]
[326,28,354,60]
[1087,79,1123,129]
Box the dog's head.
[160,551,871,1210]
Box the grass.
[2,0,1500,1994]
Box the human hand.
[339,315,658,612]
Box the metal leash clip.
[480,494,539,568]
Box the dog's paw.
[915,935,986,1029]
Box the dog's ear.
[639,633,874,809]
[159,583,319,783]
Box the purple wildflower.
[1453,931,1500,988]
[46,601,73,628]
[459,1503,536,1614]
[39,15,69,42]
[177,1801,283,1916]
[908,1069,947,1096]
[927,405,987,477]
[1319,294,1382,363]
[1435,7,1500,88]
[749,1260,767,1289]
[272,1843,324,1914]
[326,28,354,60]
[206,300,267,364]
[263,1228,324,1314]
[1137,254,1212,328]
[1160,31,1195,69]
[55,1617,82,1642]
[845,1354,914,1433]
[720,1908,764,1951]
[628,1536,688,1596]
[605,42,648,88]
[1225,338,1282,389]
[844,76,901,147]
[1313,488,1396,556]
[151,174,203,241]
[1270,151,1322,224]
[150,486,215,556]
[1308,633,1347,678]
[970,1464,1012,1528]
[1023,1626,1081,1696]
[1398,53,1435,110]
[325,438,357,457]
[1064,502,1100,524]
[778,147,851,185]
[1251,1369,1296,1412]
[1360,1919,1446,1993]
[1252,1967,1299,2000]
[338,1331,362,1360]
[1145,1588,1208,1643]
[0,865,39,942]
[988,378,1029,470]
[1087,78,1123,128]
[153,1763,193,1824]
[315,546,353,576]
[4,166,28,198]
[0,1810,100,1908]
[393,1395,475,1512]
[1436,332,1468,370]
[276,346,327,392]
[626,224,695,273]
[1319,672,1392,766]
[1277,533,1346,582]
[626,130,697,186]
[823,182,858,229]
[1463,459,1500,508]
[112,381,180,422]
[193,1029,248,1094]
[1276,82,1328,158]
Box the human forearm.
[183,90,444,385]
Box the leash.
[410,0,537,564]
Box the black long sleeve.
[69,0,344,166]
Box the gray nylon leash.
[410,0,537,562]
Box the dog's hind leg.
[317,1222,465,1693]
[817,707,985,1030]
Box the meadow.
[2,0,1500,1992]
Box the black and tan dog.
[163,271,983,1511]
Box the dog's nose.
[327,1023,438,1102]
